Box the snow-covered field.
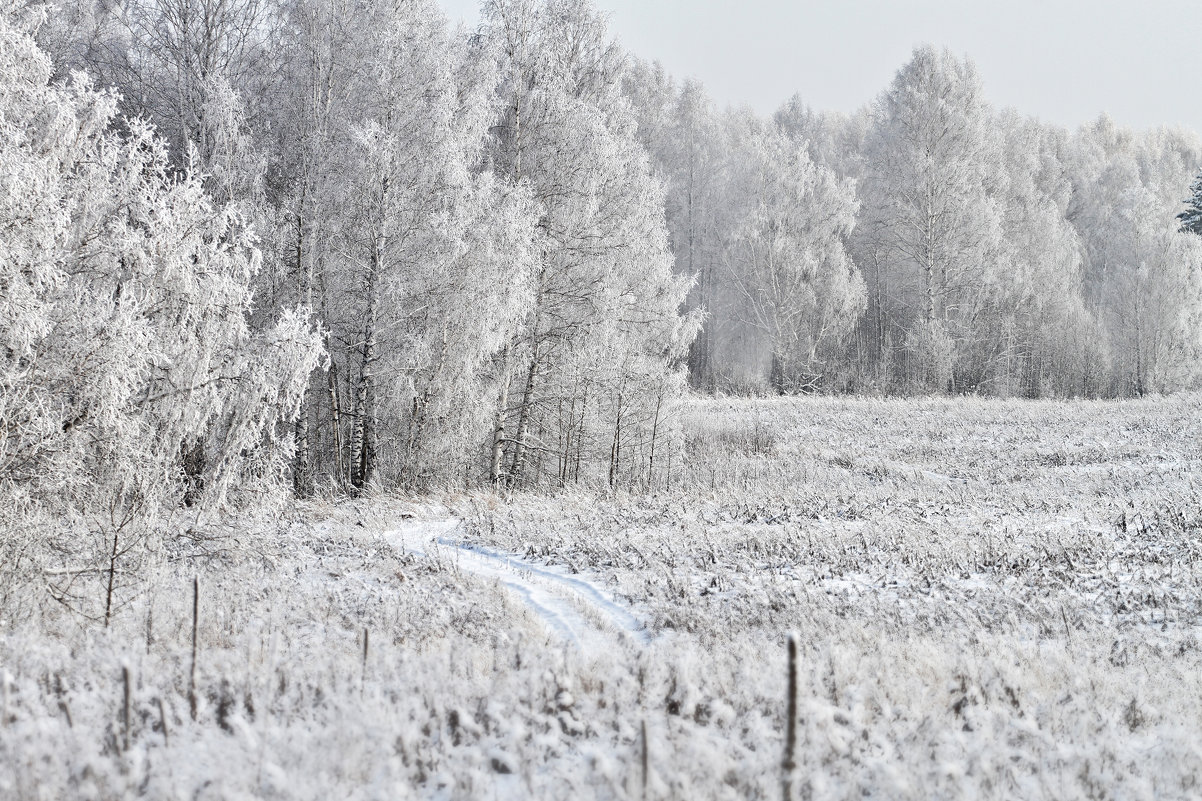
[4,394,1202,799]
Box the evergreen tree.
[1179,172,1202,235]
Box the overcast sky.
[437,0,1201,134]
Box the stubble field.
[3,394,1201,799]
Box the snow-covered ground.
[392,519,648,656]
[3,394,1202,799]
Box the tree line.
[628,47,1202,398]
[6,0,696,526]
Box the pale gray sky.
[438,0,1201,134]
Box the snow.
[4,394,1202,799]
[390,519,648,656]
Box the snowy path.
[386,519,648,656]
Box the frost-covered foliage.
[626,47,1202,397]
[453,393,1202,798]
[280,0,541,494]
[29,0,697,498]
[1067,118,1202,395]
[5,395,1202,799]
[480,0,697,490]
[726,114,864,392]
[0,3,322,617]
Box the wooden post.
[782,633,799,801]
[361,627,369,694]
[641,717,650,799]
[122,666,131,752]
[188,578,199,721]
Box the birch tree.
[483,0,694,488]
[727,121,864,392]
[857,46,1005,391]
[285,0,538,493]
[0,3,320,611]
[1067,117,1202,394]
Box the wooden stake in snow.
[361,627,369,694]
[189,577,199,721]
[58,700,73,729]
[121,665,131,752]
[640,717,649,799]
[156,697,169,745]
[782,632,799,801]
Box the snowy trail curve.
[387,519,648,656]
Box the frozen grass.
[3,394,1202,799]
[451,393,1202,798]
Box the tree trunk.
[647,391,662,486]
[351,193,384,494]
[181,437,205,507]
[328,356,343,484]
[924,188,938,325]
[490,344,512,486]
[293,413,312,497]
[404,325,449,489]
[292,211,315,498]
[508,339,542,487]
[608,385,623,487]
[507,264,547,487]
[573,382,589,483]
[350,328,377,492]
[490,39,528,488]
[872,254,887,377]
[769,352,785,395]
[1133,287,1145,397]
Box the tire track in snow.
[387,519,649,655]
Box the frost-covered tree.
[260,0,362,494]
[774,94,870,184]
[857,46,1005,391]
[99,0,278,166]
[268,0,538,493]
[1179,173,1202,235]
[1066,117,1202,395]
[726,120,864,392]
[987,113,1092,396]
[0,3,321,615]
[482,0,695,488]
[626,70,728,391]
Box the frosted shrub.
[905,319,956,393]
[0,4,321,624]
